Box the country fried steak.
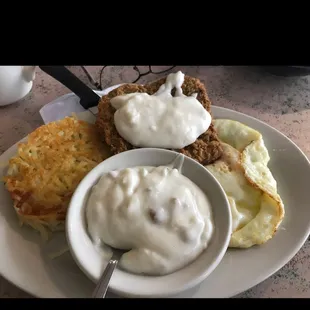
[95,75,223,165]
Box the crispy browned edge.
[95,75,223,165]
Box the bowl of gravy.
[66,148,232,298]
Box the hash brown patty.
[3,117,110,239]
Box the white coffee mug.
[0,66,36,106]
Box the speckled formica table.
[1,66,310,298]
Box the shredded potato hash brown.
[3,116,111,240]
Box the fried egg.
[206,119,285,248]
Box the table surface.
[1,66,310,298]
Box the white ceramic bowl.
[66,148,232,298]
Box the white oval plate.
[1,100,310,298]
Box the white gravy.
[86,162,214,276]
[110,71,211,149]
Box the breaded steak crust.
[96,75,223,165]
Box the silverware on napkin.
[39,66,101,124]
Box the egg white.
[206,119,285,248]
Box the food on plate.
[2,66,285,255]
[110,72,211,150]
[96,71,223,165]
[86,160,214,276]
[3,116,110,240]
[206,119,285,248]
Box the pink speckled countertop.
[0,66,310,298]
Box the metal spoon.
[92,247,127,298]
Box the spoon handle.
[92,258,119,298]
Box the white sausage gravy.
[110,71,211,149]
[86,156,214,276]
